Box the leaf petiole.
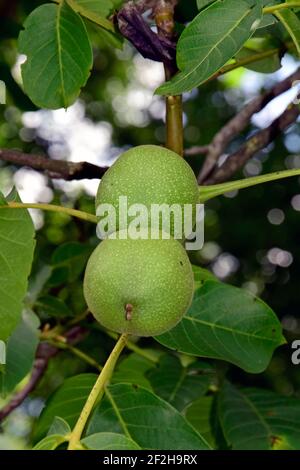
[67,334,128,450]
[263,2,300,15]
[0,202,98,224]
[199,168,300,202]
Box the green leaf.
[275,8,300,56]
[0,191,7,206]
[236,46,281,73]
[35,295,72,318]
[157,0,263,95]
[81,432,140,450]
[34,373,97,442]
[47,416,71,436]
[219,382,300,450]
[51,241,92,282]
[0,192,35,341]
[87,383,211,450]
[64,0,114,31]
[1,310,40,395]
[33,434,68,450]
[156,280,284,373]
[146,354,215,411]
[112,353,154,390]
[199,168,300,203]
[193,265,216,289]
[18,1,93,109]
[185,396,216,447]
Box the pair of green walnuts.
[83,145,200,337]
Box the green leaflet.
[18,1,93,109]
[219,382,300,449]
[275,7,300,56]
[1,310,40,395]
[157,0,263,95]
[156,280,284,373]
[0,191,35,341]
[87,383,211,450]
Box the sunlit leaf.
[19,1,93,109]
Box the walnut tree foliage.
[0,0,300,451]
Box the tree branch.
[0,149,108,180]
[198,67,300,183]
[204,101,300,185]
[0,326,86,422]
[184,145,209,157]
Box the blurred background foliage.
[0,0,300,448]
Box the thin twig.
[198,67,300,183]
[0,149,107,180]
[204,101,300,185]
[184,145,209,157]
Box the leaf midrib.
[56,1,67,107]
[184,314,279,343]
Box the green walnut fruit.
[83,231,194,337]
[96,145,199,239]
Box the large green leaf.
[112,352,154,390]
[193,265,216,289]
[0,191,35,341]
[157,0,263,95]
[156,280,284,373]
[146,354,215,411]
[1,310,40,394]
[34,373,97,442]
[81,433,140,450]
[219,382,300,450]
[275,8,300,56]
[18,1,93,109]
[185,396,216,447]
[87,383,211,450]
[236,46,281,73]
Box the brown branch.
[0,149,108,180]
[204,101,300,185]
[0,326,87,422]
[198,67,300,183]
[184,145,209,157]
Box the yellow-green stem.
[155,1,183,156]
[166,95,184,156]
[106,330,159,363]
[1,202,98,224]
[263,2,300,15]
[200,168,300,203]
[67,334,128,450]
